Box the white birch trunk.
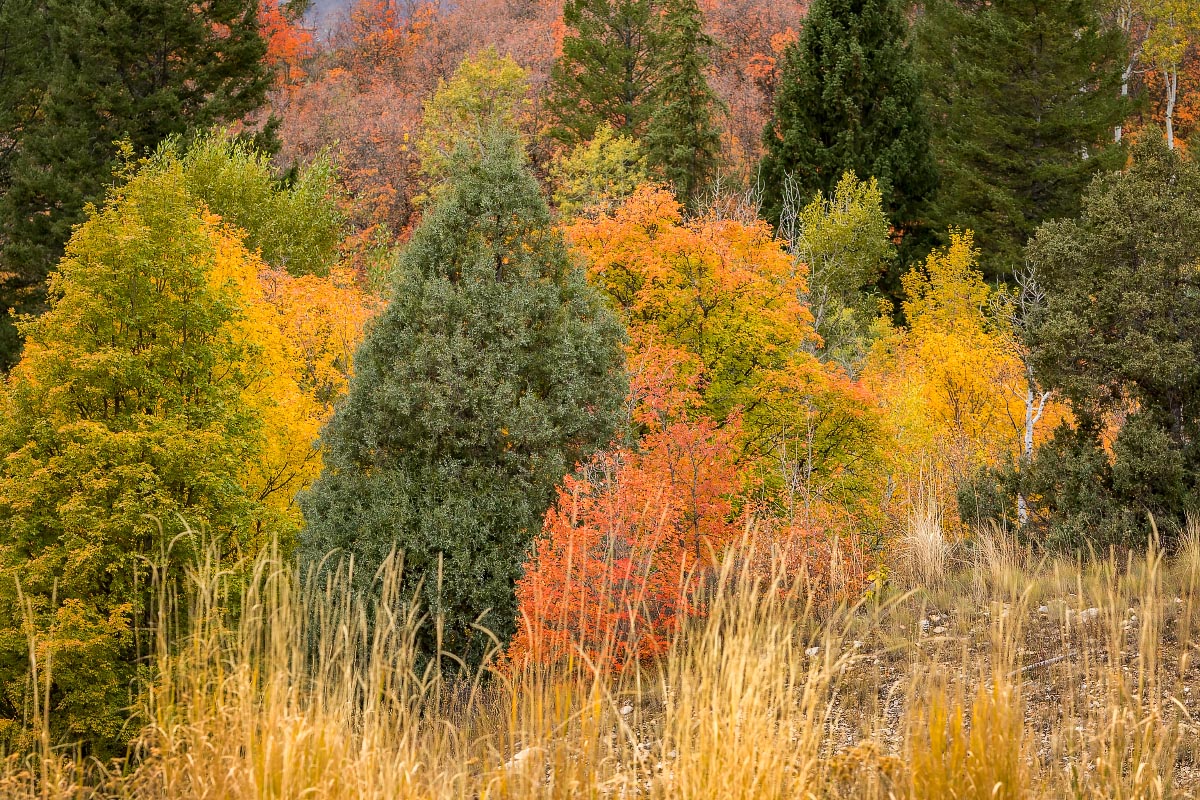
[1166,66,1179,149]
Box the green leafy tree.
[643,0,724,206]
[551,123,649,219]
[177,132,344,277]
[916,0,1129,279]
[0,0,273,371]
[299,131,627,669]
[779,171,892,372]
[418,47,531,184]
[1025,134,1200,548]
[761,0,936,254]
[0,158,293,755]
[547,0,661,143]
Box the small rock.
[504,747,540,771]
[806,646,821,657]
[933,625,947,634]
[1038,605,1049,614]
[620,704,633,716]
[1079,607,1101,624]
[853,640,864,649]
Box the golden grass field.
[4,521,1200,799]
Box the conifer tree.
[0,0,273,371]
[299,130,627,669]
[547,0,661,143]
[760,0,936,242]
[644,0,724,206]
[1023,134,1200,548]
[916,0,1128,279]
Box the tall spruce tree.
[760,0,937,245]
[547,0,661,143]
[643,0,724,206]
[299,130,627,669]
[0,0,273,371]
[916,0,1128,280]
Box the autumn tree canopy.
[0,153,314,754]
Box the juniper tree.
[299,131,627,668]
[1023,134,1200,548]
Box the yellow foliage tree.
[417,46,531,183]
[863,232,1058,524]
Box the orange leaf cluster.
[260,0,314,90]
[511,341,743,669]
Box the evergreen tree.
[0,157,296,754]
[760,0,937,245]
[916,0,1128,280]
[299,131,627,669]
[643,0,724,206]
[1024,134,1200,548]
[547,0,661,143]
[0,0,273,371]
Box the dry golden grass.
[4,528,1199,799]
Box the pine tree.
[916,0,1128,280]
[0,0,273,371]
[547,0,661,143]
[760,0,937,241]
[0,157,297,754]
[299,130,627,669]
[643,0,724,206]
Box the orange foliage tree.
[260,0,314,92]
[511,340,744,668]
[567,185,888,523]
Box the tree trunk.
[1166,66,1179,150]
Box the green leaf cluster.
[551,123,649,219]
[176,132,345,277]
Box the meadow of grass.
[4,520,1200,799]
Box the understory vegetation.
[4,525,1200,798]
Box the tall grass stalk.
[1,535,1196,798]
